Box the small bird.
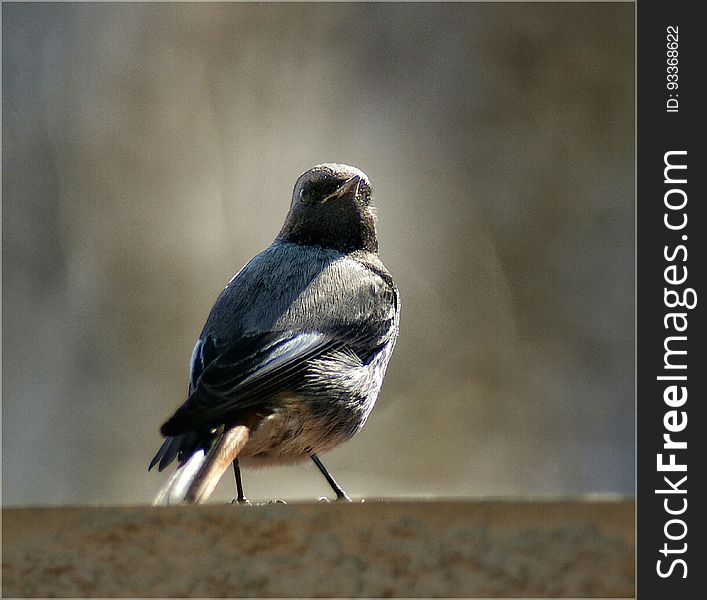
[149,164,400,504]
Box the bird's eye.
[299,188,310,203]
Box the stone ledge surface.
[2,499,634,598]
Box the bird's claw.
[318,494,352,502]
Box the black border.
[637,1,705,596]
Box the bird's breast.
[239,392,360,466]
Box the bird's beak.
[323,175,361,203]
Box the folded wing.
[160,330,342,437]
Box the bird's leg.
[231,459,250,504]
[311,454,351,501]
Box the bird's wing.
[160,330,345,436]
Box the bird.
[149,163,400,504]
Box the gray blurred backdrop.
[2,2,634,506]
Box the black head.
[277,164,378,254]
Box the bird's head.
[277,164,378,254]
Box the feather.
[153,420,256,505]
[160,331,339,436]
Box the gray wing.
[160,330,347,436]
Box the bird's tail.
[153,423,252,505]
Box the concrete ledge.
[2,499,634,597]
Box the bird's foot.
[318,493,352,502]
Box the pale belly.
[237,342,393,467]
[238,394,361,467]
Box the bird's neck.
[277,207,378,254]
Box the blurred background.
[2,2,634,506]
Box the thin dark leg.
[311,454,351,501]
[232,459,249,504]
